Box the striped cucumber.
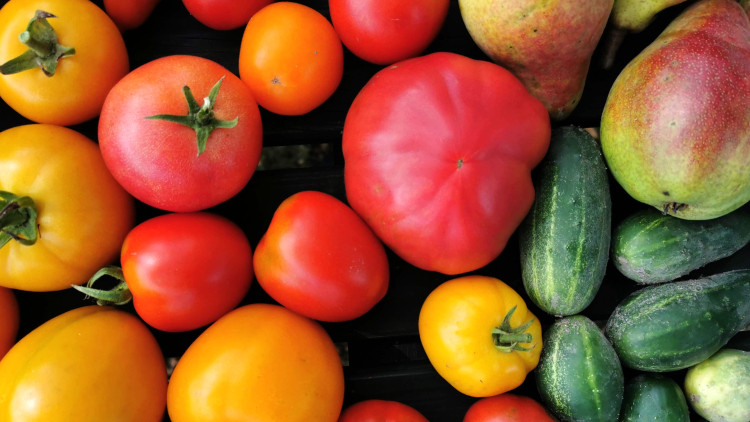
[620,374,690,422]
[605,269,750,372]
[613,207,750,284]
[536,315,624,422]
[519,126,611,316]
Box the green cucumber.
[620,374,689,422]
[612,208,750,284]
[519,126,611,316]
[684,349,750,422]
[605,269,750,372]
[536,315,624,422]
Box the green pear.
[458,0,613,120]
[600,0,750,220]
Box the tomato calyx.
[0,191,38,248]
[72,266,133,306]
[492,305,535,353]
[145,76,239,156]
[0,10,76,77]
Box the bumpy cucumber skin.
[519,126,611,316]
[620,374,690,422]
[605,269,750,372]
[684,349,750,422]
[613,208,750,284]
[536,315,624,422]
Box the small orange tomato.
[238,2,344,115]
[0,287,18,360]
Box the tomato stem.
[0,10,75,77]
[492,305,535,353]
[145,76,239,156]
[72,266,133,306]
[0,191,38,248]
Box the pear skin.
[600,0,750,220]
[458,0,613,120]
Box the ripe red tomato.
[103,0,160,30]
[182,0,272,30]
[238,2,344,115]
[343,52,550,275]
[0,287,18,360]
[463,394,558,422]
[99,55,263,212]
[339,400,429,422]
[329,0,450,65]
[253,191,389,322]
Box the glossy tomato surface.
[0,124,134,292]
[168,303,345,422]
[103,0,160,30]
[463,394,558,422]
[121,212,254,332]
[98,54,263,212]
[329,0,450,64]
[182,0,271,30]
[253,190,389,322]
[239,2,344,115]
[0,287,18,360]
[343,52,550,275]
[0,0,128,125]
[339,400,429,422]
[0,306,167,421]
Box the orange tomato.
[0,0,129,125]
[0,306,167,421]
[168,303,345,422]
[238,2,344,115]
[0,287,18,360]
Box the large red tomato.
[463,394,558,422]
[98,55,263,212]
[182,0,271,30]
[253,190,389,322]
[343,52,550,275]
[329,0,450,65]
[339,400,429,422]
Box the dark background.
[2,0,748,420]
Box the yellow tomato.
[418,275,542,397]
[0,306,167,421]
[168,303,345,422]
[0,0,129,125]
[0,124,134,291]
[0,287,18,360]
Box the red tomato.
[98,55,263,212]
[103,0,160,30]
[0,287,18,360]
[463,394,558,422]
[238,2,344,115]
[339,400,429,422]
[329,0,450,65]
[182,0,272,30]
[343,52,550,275]
[253,190,389,322]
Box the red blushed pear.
[457,0,613,120]
[600,0,750,220]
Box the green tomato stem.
[492,305,535,353]
[0,10,75,77]
[145,76,239,156]
[72,266,133,306]
[0,191,39,248]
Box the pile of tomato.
[0,0,627,421]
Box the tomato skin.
[0,306,167,421]
[0,124,135,292]
[418,276,542,397]
[182,0,272,30]
[0,287,18,360]
[238,2,344,115]
[343,52,550,275]
[121,212,253,332]
[339,400,429,422]
[253,191,389,322]
[103,0,160,31]
[463,394,558,422]
[168,303,345,422]
[98,55,263,212]
[329,0,450,65]
[0,0,129,125]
